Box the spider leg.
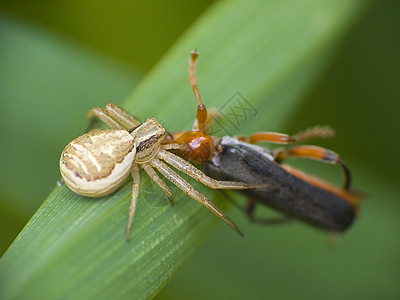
[157,149,267,189]
[150,157,243,236]
[104,103,140,130]
[161,143,187,151]
[87,103,140,131]
[140,163,174,205]
[126,164,140,241]
[87,107,125,129]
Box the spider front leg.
[140,163,174,205]
[103,103,141,129]
[149,157,243,236]
[87,107,125,130]
[157,149,267,189]
[87,103,141,131]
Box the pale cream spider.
[60,103,260,240]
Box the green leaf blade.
[0,1,369,299]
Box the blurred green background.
[0,0,399,299]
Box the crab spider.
[60,103,263,240]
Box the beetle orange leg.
[238,126,335,145]
[275,145,352,190]
[238,132,293,144]
[275,145,340,163]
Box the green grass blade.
[0,1,368,299]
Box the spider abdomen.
[60,129,136,197]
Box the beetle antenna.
[189,49,204,107]
[189,49,208,132]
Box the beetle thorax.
[131,118,166,163]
